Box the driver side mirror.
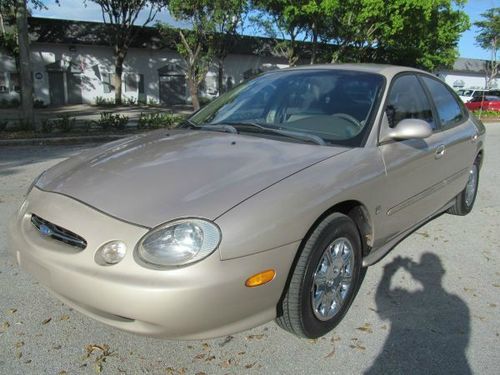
[380,119,432,143]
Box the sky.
[32,0,497,60]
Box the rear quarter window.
[421,77,466,130]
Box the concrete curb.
[0,134,133,146]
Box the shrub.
[124,97,137,106]
[14,119,33,131]
[0,120,8,131]
[93,112,129,131]
[95,96,116,107]
[472,109,500,117]
[0,98,20,108]
[40,119,54,133]
[199,96,214,106]
[34,99,47,108]
[53,115,76,133]
[83,121,93,133]
[147,98,161,107]
[138,112,184,129]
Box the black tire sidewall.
[299,216,363,338]
[460,161,480,214]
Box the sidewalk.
[0,104,193,124]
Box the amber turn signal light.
[245,269,276,287]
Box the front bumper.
[8,188,298,339]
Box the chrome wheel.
[311,237,354,321]
[465,164,478,207]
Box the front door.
[67,73,83,104]
[159,75,186,105]
[376,74,449,244]
[48,72,65,106]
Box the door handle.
[471,134,478,143]
[435,144,446,159]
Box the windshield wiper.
[213,121,326,146]
[193,123,238,134]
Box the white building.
[435,57,499,90]
[1,17,498,107]
[0,17,288,107]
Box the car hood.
[36,130,348,228]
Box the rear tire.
[276,213,364,338]
[448,159,480,216]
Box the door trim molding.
[387,167,469,216]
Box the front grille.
[31,214,87,250]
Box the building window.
[102,72,114,93]
[10,73,20,92]
[138,74,144,94]
[0,72,8,93]
[125,73,138,93]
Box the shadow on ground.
[365,253,471,374]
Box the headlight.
[137,219,221,267]
[26,171,45,196]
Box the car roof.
[280,63,432,78]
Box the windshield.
[187,69,385,147]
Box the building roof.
[449,58,490,74]
[27,17,304,58]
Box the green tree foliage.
[87,0,168,105]
[474,7,499,88]
[251,0,309,66]
[322,0,469,70]
[210,0,247,94]
[377,0,469,70]
[0,1,19,57]
[160,0,222,110]
[0,0,52,127]
[255,0,339,64]
[252,0,468,70]
[159,0,247,108]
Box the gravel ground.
[1,125,499,375]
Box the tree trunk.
[188,73,200,111]
[114,49,126,105]
[16,0,34,128]
[217,58,224,96]
[310,23,318,65]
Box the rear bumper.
[8,188,298,339]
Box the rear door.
[376,74,449,245]
[419,75,478,202]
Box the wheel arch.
[476,149,484,169]
[276,199,372,321]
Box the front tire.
[276,213,364,338]
[448,159,480,216]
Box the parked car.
[465,95,500,112]
[9,64,485,339]
[456,88,488,103]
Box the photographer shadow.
[365,253,471,375]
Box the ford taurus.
[9,64,485,339]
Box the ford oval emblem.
[39,224,52,236]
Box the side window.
[421,76,465,129]
[386,75,436,129]
[101,72,115,94]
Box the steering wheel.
[331,113,363,129]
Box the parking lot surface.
[1,125,499,374]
